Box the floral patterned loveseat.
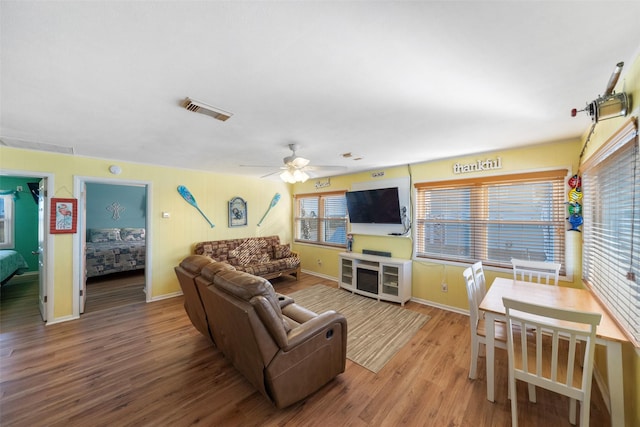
[193,236,300,281]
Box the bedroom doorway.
[0,170,54,324]
[75,177,152,315]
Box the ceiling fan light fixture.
[294,169,309,183]
[280,168,309,183]
[280,170,296,183]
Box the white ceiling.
[2,1,640,179]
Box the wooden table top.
[479,277,629,343]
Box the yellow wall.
[0,147,293,319]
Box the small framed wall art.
[50,198,78,234]
[228,196,247,227]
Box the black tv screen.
[345,187,402,224]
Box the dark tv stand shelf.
[338,252,412,306]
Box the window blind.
[582,118,639,346]
[295,191,347,247]
[415,170,567,273]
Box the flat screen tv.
[345,187,402,224]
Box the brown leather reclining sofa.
[175,255,347,408]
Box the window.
[0,194,14,249]
[415,170,567,273]
[295,191,347,247]
[582,118,639,346]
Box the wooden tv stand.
[338,252,412,306]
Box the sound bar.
[362,249,392,257]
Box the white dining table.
[479,277,628,427]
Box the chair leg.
[509,374,518,427]
[469,340,479,379]
[579,399,589,427]
[569,399,577,425]
[527,383,536,403]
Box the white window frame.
[294,191,348,248]
[0,194,15,249]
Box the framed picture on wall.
[50,198,78,234]
[228,196,247,227]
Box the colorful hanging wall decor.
[567,174,583,232]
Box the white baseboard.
[300,269,337,282]
[46,314,79,325]
[410,296,469,316]
[149,291,183,302]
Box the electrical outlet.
[317,258,323,266]
[441,282,448,292]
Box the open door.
[37,178,48,321]
[80,181,87,314]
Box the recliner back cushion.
[179,254,214,275]
[200,261,236,282]
[214,270,291,334]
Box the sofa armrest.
[284,311,347,350]
[276,293,295,309]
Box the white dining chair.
[511,258,561,285]
[502,297,601,427]
[463,267,509,380]
[471,261,487,302]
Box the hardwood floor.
[85,271,146,313]
[0,273,610,426]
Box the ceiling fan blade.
[304,165,348,171]
[260,170,282,178]
[239,164,280,168]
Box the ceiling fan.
[242,143,346,183]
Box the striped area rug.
[287,284,430,373]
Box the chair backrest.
[463,267,481,328]
[502,297,601,413]
[174,255,215,339]
[471,261,487,301]
[511,258,561,285]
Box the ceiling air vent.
[183,97,232,121]
[0,137,75,154]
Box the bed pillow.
[120,228,146,241]
[89,228,122,243]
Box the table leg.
[485,312,496,402]
[603,339,625,427]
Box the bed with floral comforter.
[0,250,29,285]
[86,228,146,278]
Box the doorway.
[0,170,54,324]
[74,177,152,315]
